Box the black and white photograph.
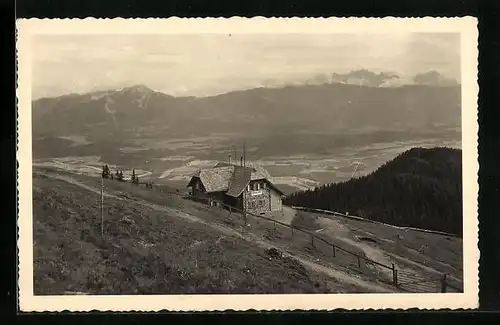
[16,17,479,311]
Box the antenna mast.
[351,159,363,179]
[243,141,246,168]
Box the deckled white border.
[16,17,479,312]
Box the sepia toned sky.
[32,33,460,99]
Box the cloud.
[32,33,460,99]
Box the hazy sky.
[32,33,460,99]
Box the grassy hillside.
[284,147,463,235]
[33,170,369,294]
[33,166,463,294]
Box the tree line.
[284,147,463,236]
[101,165,153,189]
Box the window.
[262,182,267,189]
[257,183,261,190]
[247,185,251,191]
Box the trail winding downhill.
[36,171,395,293]
[315,214,463,287]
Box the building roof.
[216,162,271,179]
[250,165,272,180]
[226,165,252,197]
[187,162,283,196]
[191,166,234,193]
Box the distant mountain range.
[284,147,463,235]
[33,77,461,142]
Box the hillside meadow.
[33,170,368,295]
[32,166,462,294]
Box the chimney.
[240,156,243,166]
[229,154,231,165]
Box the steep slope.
[33,169,389,294]
[284,147,463,235]
[33,166,463,294]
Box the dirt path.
[333,236,395,279]
[38,172,122,200]
[37,171,395,293]
[270,206,297,225]
[386,252,462,283]
[316,218,433,284]
[34,162,153,180]
[398,242,462,273]
[316,216,462,288]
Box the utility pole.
[101,175,104,238]
[243,141,247,226]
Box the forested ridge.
[284,147,463,236]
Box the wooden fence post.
[441,274,447,293]
[332,245,336,257]
[357,256,361,268]
[311,235,315,248]
[392,263,398,286]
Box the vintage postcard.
[16,17,479,311]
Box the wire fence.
[397,270,443,292]
[181,194,401,285]
[176,193,463,293]
[103,177,463,293]
[289,205,464,293]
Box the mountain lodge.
[187,161,285,215]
